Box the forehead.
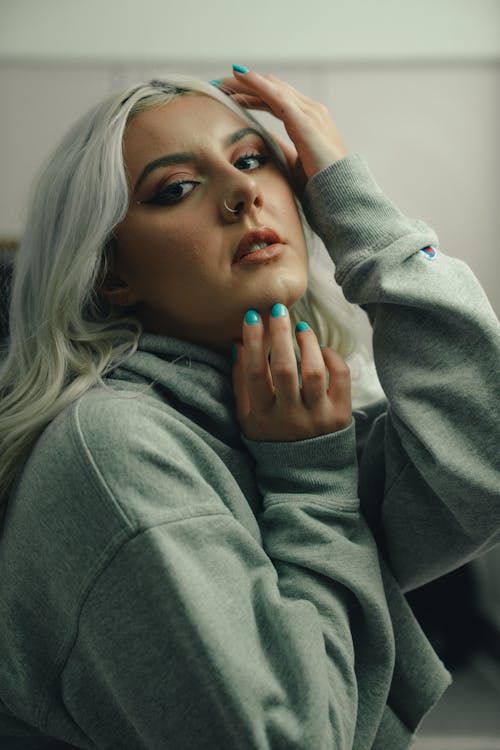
[123,94,251,168]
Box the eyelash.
[140,151,269,207]
[234,151,269,171]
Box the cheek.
[275,185,304,231]
[118,218,207,281]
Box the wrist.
[243,418,357,472]
[244,420,359,506]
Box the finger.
[322,347,352,427]
[268,304,300,401]
[224,70,307,128]
[226,94,283,117]
[227,95,275,113]
[226,77,307,107]
[230,70,311,106]
[294,323,326,407]
[212,77,297,119]
[241,309,275,412]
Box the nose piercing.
[223,198,239,214]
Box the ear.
[99,270,141,308]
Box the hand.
[232,304,352,442]
[216,68,348,195]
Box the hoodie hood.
[108,332,241,448]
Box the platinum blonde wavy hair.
[0,75,382,513]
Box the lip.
[232,227,285,265]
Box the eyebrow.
[133,127,263,193]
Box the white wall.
[1,0,500,63]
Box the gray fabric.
[1,155,498,748]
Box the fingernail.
[209,78,223,86]
[231,343,238,361]
[295,321,311,333]
[245,309,260,325]
[232,64,249,74]
[271,303,287,318]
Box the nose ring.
[223,198,239,214]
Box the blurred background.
[1,0,499,745]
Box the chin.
[264,273,308,311]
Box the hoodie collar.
[108,332,240,446]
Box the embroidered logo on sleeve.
[420,245,437,260]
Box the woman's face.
[111,93,309,351]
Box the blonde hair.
[0,75,382,515]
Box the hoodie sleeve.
[302,154,500,591]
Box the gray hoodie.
[0,155,499,749]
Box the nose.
[220,171,263,223]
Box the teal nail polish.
[245,309,260,325]
[271,303,287,318]
[232,64,249,74]
[231,343,238,361]
[295,321,311,333]
[209,78,223,86]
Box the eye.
[234,152,269,172]
[140,180,199,206]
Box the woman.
[0,66,498,749]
